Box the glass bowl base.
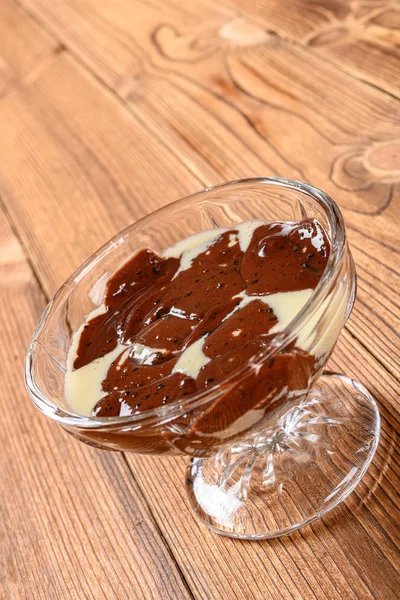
[185,372,380,539]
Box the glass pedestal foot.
[185,373,380,539]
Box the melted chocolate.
[68,219,330,454]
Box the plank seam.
[0,193,50,302]
[0,43,64,105]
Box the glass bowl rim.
[25,176,346,429]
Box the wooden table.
[0,1,399,598]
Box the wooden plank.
[0,209,192,598]
[345,225,399,376]
[0,50,398,599]
[219,0,400,98]
[0,0,58,98]
[0,55,200,296]
[17,0,399,221]
[15,0,400,378]
[19,0,400,98]
[305,5,400,98]
[18,0,235,90]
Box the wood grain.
[0,0,399,598]
[219,0,400,98]
[15,0,400,378]
[0,212,193,598]
[0,55,200,296]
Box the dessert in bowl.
[26,177,379,539]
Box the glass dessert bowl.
[26,177,380,539]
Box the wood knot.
[365,141,400,175]
[307,10,400,50]
[219,19,278,47]
[330,140,399,215]
[152,18,277,64]
[307,26,349,47]
[0,237,31,287]
[370,8,400,31]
